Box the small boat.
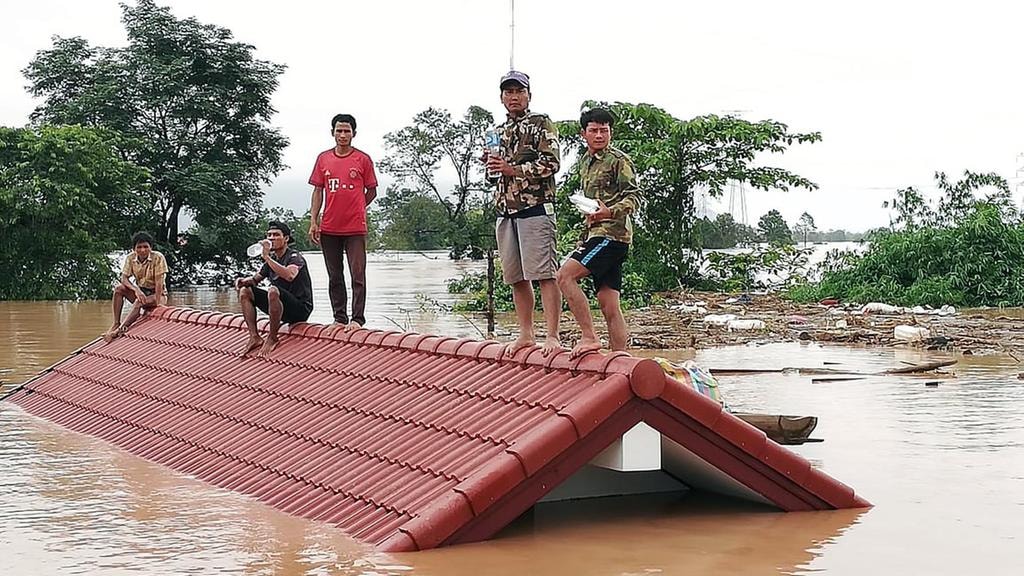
[735,413,821,445]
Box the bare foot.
[240,335,263,356]
[343,322,362,332]
[505,337,536,358]
[541,336,563,357]
[570,338,602,359]
[258,337,279,357]
[102,329,120,343]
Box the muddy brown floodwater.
[2,252,1022,575]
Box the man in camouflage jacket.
[487,70,563,357]
[556,107,640,358]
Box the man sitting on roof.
[234,221,314,356]
[103,231,168,342]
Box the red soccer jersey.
[308,148,378,235]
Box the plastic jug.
[893,325,930,342]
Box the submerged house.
[4,307,868,551]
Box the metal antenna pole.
[509,0,515,70]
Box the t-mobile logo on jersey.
[328,178,340,192]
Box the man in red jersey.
[308,113,378,330]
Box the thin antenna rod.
[509,0,515,70]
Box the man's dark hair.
[580,108,615,130]
[331,114,357,131]
[131,231,154,248]
[267,220,293,242]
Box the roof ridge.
[150,306,655,379]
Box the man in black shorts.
[234,221,314,356]
[556,108,640,358]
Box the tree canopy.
[0,125,149,299]
[23,0,288,283]
[557,101,819,291]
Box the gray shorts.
[496,213,557,284]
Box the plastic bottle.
[569,193,600,214]
[484,129,501,178]
[246,240,269,257]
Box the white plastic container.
[703,314,738,326]
[726,319,766,331]
[862,302,904,314]
[893,325,930,342]
[246,240,269,257]
[569,194,600,214]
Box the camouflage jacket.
[578,145,640,244]
[492,110,560,215]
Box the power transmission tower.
[695,185,710,218]
[721,109,751,225]
[728,181,748,225]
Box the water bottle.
[246,240,268,257]
[484,128,501,178]
[569,193,600,214]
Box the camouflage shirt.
[578,145,640,244]
[492,110,560,215]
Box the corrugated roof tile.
[4,307,869,550]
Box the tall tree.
[23,0,288,278]
[794,211,817,245]
[884,170,1015,230]
[757,209,794,245]
[380,106,494,222]
[374,186,452,250]
[558,101,819,289]
[0,125,149,299]
[378,106,497,258]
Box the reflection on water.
[3,252,1023,575]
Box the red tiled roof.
[4,307,869,551]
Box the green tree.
[22,0,288,282]
[714,213,740,248]
[260,207,316,252]
[374,186,452,250]
[791,170,1023,307]
[379,106,495,258]
[0,125,149,299]
[757,209,794,245]
[557,102,818,290]
[794,211,817,245]
[736,221,759,246]
[884,170,1015,230]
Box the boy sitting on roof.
[103,231,168,342]
[234,221,314,356]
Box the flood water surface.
[2,252,1022,575]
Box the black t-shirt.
[258,247,313,310]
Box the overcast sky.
[4,0,1023,231]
